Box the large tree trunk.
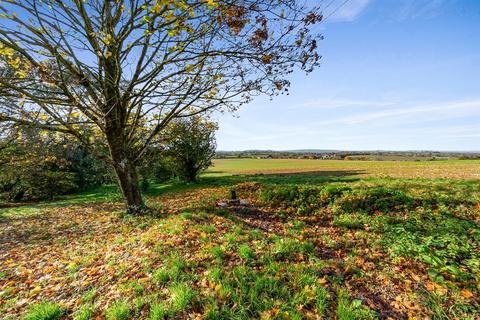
[112,156,145,214]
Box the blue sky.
[215,0,480,151]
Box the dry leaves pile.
[0,183,478,319]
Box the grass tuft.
[105,301,130,320]
[24,301,65,320]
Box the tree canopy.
[0,0,322,212]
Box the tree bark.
[112,157,144,214]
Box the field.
[207,159,480,180]
[1,159,479,319]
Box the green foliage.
[164,116,217,183]
[0,128,112,202]
[261,185,414,216]
[137,149,173,184]
[315,287,329,316]
[333,213,368,229]
[68,147,113,189]
[210,245,225,262]
[383,212,480,282]
[153,267,172,285]
[23,301,65,320]
[201,261,331,319]
[0,142,77,201]
[336,289,376,320]
[332,187,414,214]
[153,254,188,285]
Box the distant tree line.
[215,150,480,161]
[0,116,216,202]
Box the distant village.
[216,150,480,161]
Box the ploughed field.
[1,159,479,319]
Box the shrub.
[260,184,352,215]
[332,187,414,214]
[260,185,301,207]
[318,185,352,205]
[0,128,112,202]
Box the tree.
[0,127,112,201]
[166,116,217,182]
[0,0,322,213]
[0,128,77,201]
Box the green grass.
[105,301,131,320]
[23,302,65,320]
[167,282,196,315]
[1,159,479,319]
[73,304,94,320]
[336,289,376,320]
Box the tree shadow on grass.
[0,170,366,217]
[236,169,366,185]
[146,169,367,196]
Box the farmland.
[207,158,480,180]
[1,159,479,319]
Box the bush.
[260,185,301,207]
[152,162,174,183]
[318,185,352,205]
[332,187,414,214]
[260,185,352,215]
[0,151,77,201]
[261,185,415,217]
[0,128,112,202]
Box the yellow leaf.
[31,286,42,294]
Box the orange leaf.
[460,289,474,298]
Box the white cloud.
[391,0,456,21]
[288,97,394,110]
[324,0,371,22]
[216,98,480,151]
[336,99,480,125]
